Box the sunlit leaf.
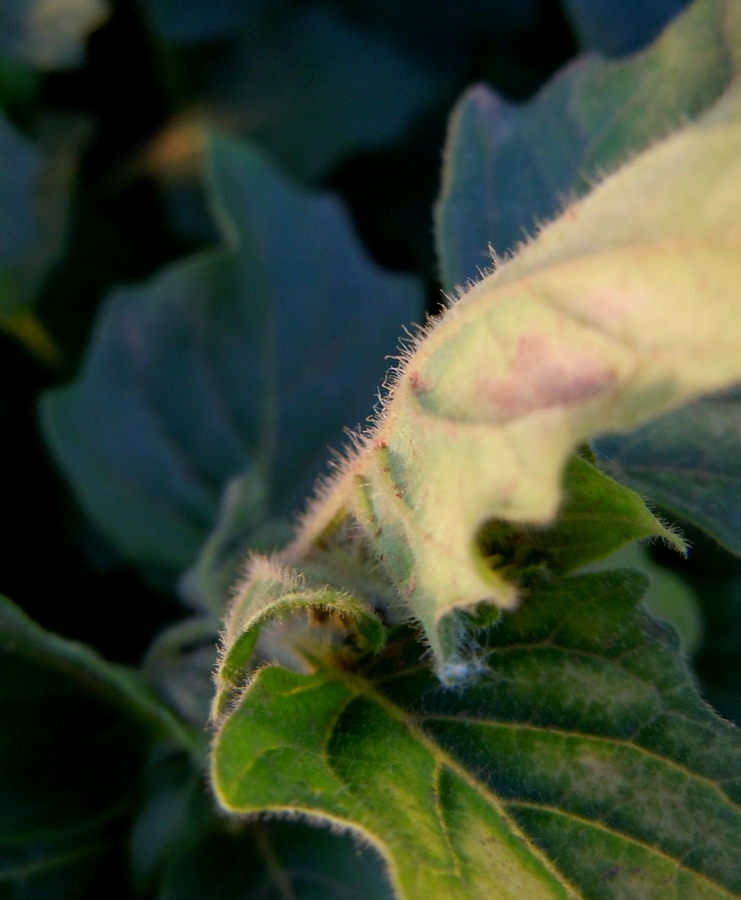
[284,80,741,676]
[436,0,741,290]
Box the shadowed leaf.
[40,136,422,593]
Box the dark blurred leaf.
[0,112,87,361]
[0,57,39,114]
[323,0,542,67]
[140,0,258,44]
[41,136,422,592]
[178,466,293,613]
[562,0,689,56]
[693,560,741,726]
[436,0,741,290]
[0,0,109,69]
[143,618,219,728]
[595,387,741,557]
[159,820,395,900]
[0,595,192,899]
[130,748,209,895]
[203,6,449,181]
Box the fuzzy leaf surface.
[292,83,741,674]
[437,0,741,566]
[436,0,741,290]
[595,387,741,556]
[40,136,421,591]
[213,571,741,899]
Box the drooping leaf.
[0,595,194,899]
[561,0,689,56]
[40,135,422,591]
[213,555,387,722]
[213,570,741,899]
[436,0,741,291]
[595,387,741,556]
[0,0,109,69]
[283,81,741,677]
[436,0,741,568]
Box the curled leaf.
[213,556,386,722]
[281,83,741,679]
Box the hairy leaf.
[213,555,387,721]
[437,0,741,567]
[284,83,741,676]
[595,387,741,556]
[436,0,741,290]
[213,571,741,899]
[40,136,421,591]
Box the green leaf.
[562,0,688,56]
[588,542,702,656]
[213,555,387,722]
[0,595,193,898]
[436,0,741,291]
[213,570,741,899]
[288,79,741,677]
[436,0,741,561]
[477,454,685,580]
[40,135,422,589]
[0,0,109,69]
[595,387,741,556]
[201,7,448,181]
